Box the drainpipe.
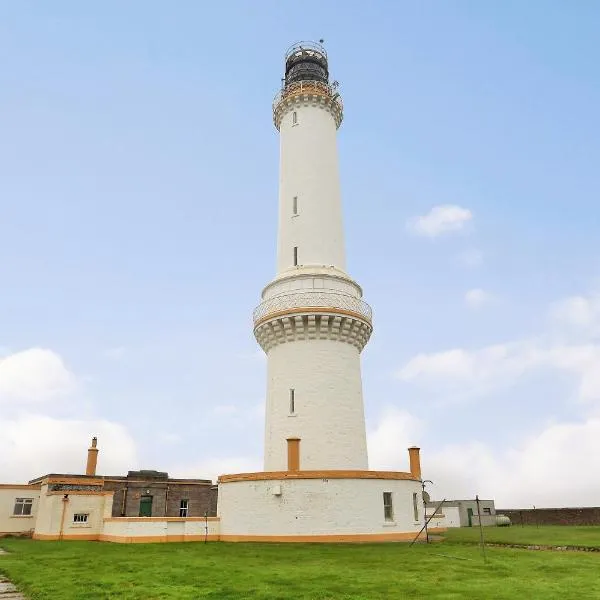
[59,494,69,541]
[121,484,128,517]
[165,485,169,517]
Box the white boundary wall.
[101,518,220,542]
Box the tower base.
[217,470,442,542]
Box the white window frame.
[13,498,33,516]
[179,499,189,517]
[73,513,89,524]
[383,492,394,522]
[292,111,298,125]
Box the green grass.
[446,525,600,548]
[1,535,600,599]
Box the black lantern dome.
[284,41,329,87]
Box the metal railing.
[253,291,372,325]
[285,41,327,61]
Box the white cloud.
[464,288,493,309]
[0,348,76,405]
[366,408,600,507]
[423,418,600,507]
[0,348,138,483]
[396,339,600,404]
[0,415,138,482]
[390,286,600,506]
[550,294,600,331]
[368,408,423,471]
[408,205,473,238]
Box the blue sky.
[1,1,599,506]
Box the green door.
[139,496,153,517]
[467,507,473,527]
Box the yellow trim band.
[218,470,417,483]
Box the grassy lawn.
[1,537,599,599]
[446,525,600,548]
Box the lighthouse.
[254,42,372,472]
[217,42,428,542]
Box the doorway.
[467,507,473,527]
[139,495,153,517]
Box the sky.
[1,1,599,508]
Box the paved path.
[0,549,26,599]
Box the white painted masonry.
[434,506,461,528]
[101,517,220,542]
[0,487,40,535]
[218,477,423,538]
[264,339,368,471]
[277,101,345,273]
[32,483,113,540]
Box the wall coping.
[0,484,41,490]
[218,470,418,483]
[44,477,104,486]
[104,516,220,523]
[46,491,114,497]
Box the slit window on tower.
[383,492,394,522]
[413,492,419,521]
[289,389,295,414]
[293,246,298,266]
[292,111,298,125]
[292,196,298,215]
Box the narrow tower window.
[292,196,298,215]
[292,111,298,125]
[383,492,394,522]
[293,246,298,266]
[413,492,419,521]
[289,388,295,414]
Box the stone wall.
[103,479,216,518]
[497,507,600,526]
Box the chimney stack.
[408,446,421,480]
[86,436,99,476]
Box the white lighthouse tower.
[217,42,429,542]
[256,42,371,472]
